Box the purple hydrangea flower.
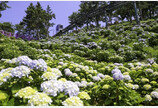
[113,72,124,80]
[111,68,121,74]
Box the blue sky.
[0,1,81,35]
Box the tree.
[68,11,83,31]
[44,5,55,39]
[79,1,92,29]
[137,1,158,20]
[90,1,107,27]
[0,22,14,33]
[0,1,10,18]
[16,2,55,40]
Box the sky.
[0,1,81,36]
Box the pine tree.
[44,5,55,39]
[16,2,55,40]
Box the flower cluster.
[15,86,52,106]
[51,68,62,77]
[15,86,37,98]
[41,80,64,96]
[97,73,105,79]
[150,90,158,99]
[125,83,139,90]
[28,92,52,106]
[41,80,79,97]
[143,84,152,90]
[141,78,149,83]
[102,84,110,89]
[29,59,47,72]
[11,65,30,78]
[0,68,13,85]
[145,94,152,101]
[152,72,158,76]
[78,91,91,100]
[112,68,124,80]
[75,81,89,87]
[123,75,131,81]
[145,69,153,73]
[41,72,58,80]
[64,68,73,76]
[62,96,83,106]
[92,76,101,82]
[8,56,47,71]
[64,81,80,97]
[103,75,114,81]
[0,66,30,85]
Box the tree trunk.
[95,16,99,28]
[149,6,152,19]
[37,29,40,40]
[129,14,132,23]
[86,22,89,31]
[46,26,49,39]
[76,26,78,31]
[139,9,143,21]
[109,16,112,24]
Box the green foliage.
[0,43,22,59]
[0,22,15,33]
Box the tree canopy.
[0,1,10,18]
[68,1,158,29]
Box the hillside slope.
[0,19,158,106]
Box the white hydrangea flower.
[64,68,73,76]
[28,92,52,106]
[79,81,87,87]
[15,86,37,99]
[13,56,47,72]
[75,68,81,72]
[143,84,152,90]
[135,62,143,67]
[150,91,158,99]
[51,68,62,77]
[92,76,101,82]
[87,82,94,86]
[41,80,64,97]
[125,83,135,89]
[123,75,131,81]
[62,96,83,106]
[133,84,139,90]
[11,65,30,78]
[0,68,13,85]
[41,72,58,81]
[15,56,32,66]
[71,73,78,77]
[128,63,134,68]
[58,62,64,65]
[97,73,105,79]
[145,94,152,101]
[152,72,158,76]
[114,63,123,66]
[64,81,79,97]
[78,91,91,100]
[145,69,153,73]
[74,81,81,87]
